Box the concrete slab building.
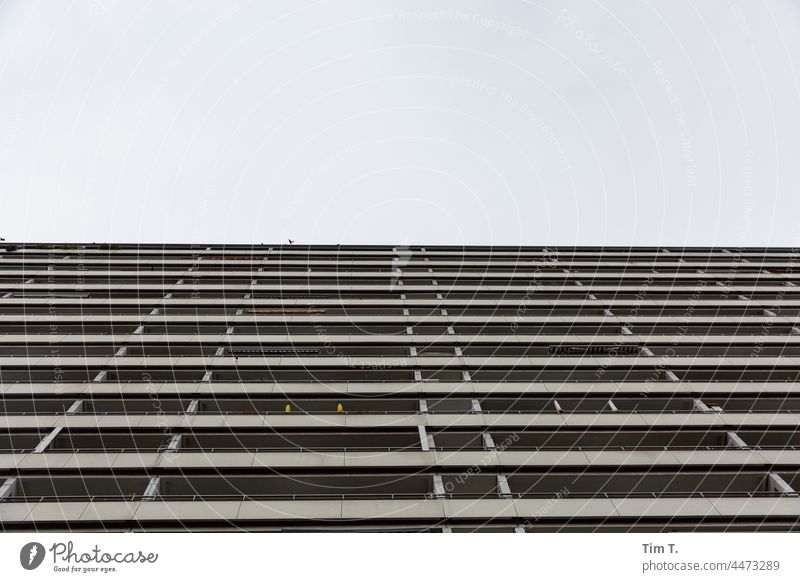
[1,243,799,531]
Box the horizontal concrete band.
[3,297,800,307]
[3,497,800,524]
[4,258,796,267]
[3,381,797,396]
[8,246,795,255]
[5,268,799,279]
[4,356,800,369]
[2,334,798,346]
[4,284,798,293]
[3,314,799,324]
[3,412,800,430]
[3,449,798,472]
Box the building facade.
[1,243,800,531]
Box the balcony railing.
[2,490,795,504]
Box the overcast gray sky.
[1,0,799,246]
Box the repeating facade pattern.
[1,243,800,531]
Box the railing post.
[143,477,161,498]
[66,400,83,415]
[768,473,797,496]
[167,434,182,451]
[497,474,512,499]
[432,474,445,499]
[0,477,18,500]
[418,426,434,452]
[33,427,62,453]
[726,431,748,449]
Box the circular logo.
[20,542,46,570]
